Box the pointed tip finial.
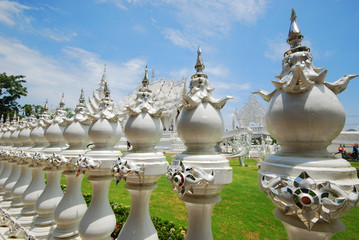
[59,93,65,108]
[151,69,155,79]
[290,8,297,21]
[79,89,85,104]
[44,99,49,111]
[195,46,205,73]
[142,65,149,88]
[101,64,107,85]
[285,8,310,56]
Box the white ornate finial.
[195,46,205,74]
[125,65,162,118]
[79,89,85,104]
[183,47,232,110]
[59,93,65,109]
[285,8,310,55]
[142,65,149,89]
[101,64,107,85]
[43,99,49,112]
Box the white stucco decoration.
[115,66,168,240]
[168,47,232,240]
[53,89,89,239]
[255,9,359,240]
[79,74,121,240]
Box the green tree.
[0,73,28,118]
[21,104,44,118]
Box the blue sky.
[0,0,358,130]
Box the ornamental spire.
[59,93,65,108]
[285,8,310,56]
[142,65,149,89]
[43,99,49,112]
[101,64,107,85]
[79,89,85,104]
[195,46,205,74]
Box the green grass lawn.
[63,156,359,240]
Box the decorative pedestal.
[31,168,63,239]
[7,162,32,218]
[0,160,12,202]
[1,158,21,210]
[53,90,90,239]
[78,75,121,240]
[255,9,359,240]
[16,105,50,228]
[30,95,68,239]
[115,67,168,240]
[167,48,232,240]
[18,165,45,228]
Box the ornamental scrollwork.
[167,161,215,198]
[261,171,359,230]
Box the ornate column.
[1,114,21,210]
[53,89,90,239]
[167,48,233,240]
[255,9,359,240]
[0,115,6,174]
[30,95,67,239]
[78,78,122,240]
[0,116,13,202]
[7,115,34,218]
[16,103,49,228]
[114,66,168,240]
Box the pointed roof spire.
[59,93,65,108]
[284,8,310,56]
[151,69,155,79]
[142,65,149,89]
[104,80,110,98]
[79,89,85,104]
[195,46,205,73]
[101,64,107,85]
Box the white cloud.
[264,34,288,62]
[132,24,146,34]
[96,0,268,48]
[163,28,192,49]
[0,36,146,109]
[94,0,128,10]
[42,28,77,42]
[0,0,31,27]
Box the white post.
[255,9,359,240]
[16,105,49,228]
[78,74,122,240]
[116,66,168,240]
[167,48,232,240]
[53,89,90,239]
[30,95,68,239]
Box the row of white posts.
[0,45,232,240]
[0,8,358,240]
